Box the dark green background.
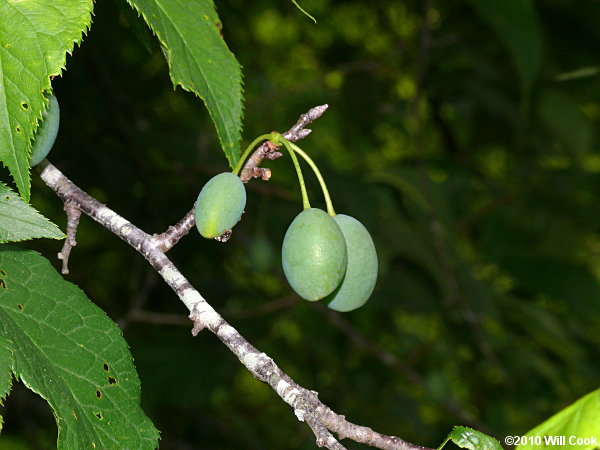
[1,0,599,448]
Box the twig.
[305,412,348,450]
[38,157,432,450]
[121,295,297,327]
[57,201,81,274]
[152,104,328,252]
[152,211,195,252]
[312,303,423,385]
[117,268,160,329]
[124,310,191,327]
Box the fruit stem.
[286,141,336,216]
[232,133,278,176]
[279,139,311,210]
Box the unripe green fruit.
[30,94,60,166]
[195,172,246,239]
[326,215,378,312]
[282,208,347,301]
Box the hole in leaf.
[17,304,23,310]
[107,376,116,385]
[4,196,9,200]
[95,412,102,420]
[22,102,29,110]
[96,389,102,399]
[102,363,110,372]
[16,126,21,133]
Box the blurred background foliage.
[1,0,599,448]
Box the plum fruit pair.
[194,133,378,312]
[281,208,378,312]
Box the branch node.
[189,307,208,336]
[153,210,196,252]
[191,322,205,336]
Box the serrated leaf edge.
[0,181,65,243]
[123,0,243,168]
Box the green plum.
[326,215,378,312]
[282,208,347,301]
[195,172,246,239]
[30,94,60,166]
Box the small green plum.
[30,94,60,166]
[282,208,347,301]
[195,172,246,239]
[326,214,378,312]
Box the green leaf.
[0,335,12,432]
[439,426,503,450]
[517,389,600,450]
[0,246,159,449]
[467,0,543,100]
[0,0,94,201]
[0,336,12,401]
[0,337,11,433]
[125,0,243,167]
[0,182,65,243]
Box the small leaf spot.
[95,412,102,420]
[16,126,21,133]
[4,196,9,200]
[108,376,117,385]
[21,102,29,110]
[102,363,110,372]
[96,389,102,399]
[5,44,10,48]
[72,410,78,420]
[17,304,23,310]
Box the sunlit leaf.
[517,389,600,450]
